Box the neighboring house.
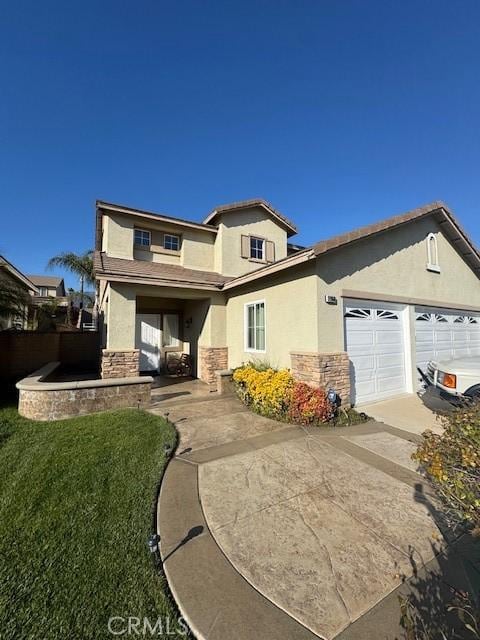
[28,275,67,305]
[0,256,38,330]
[94,199,480,406]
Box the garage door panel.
[346,329,375,348]
[354,381,377,401]
[435,333,453,345]
[375,330,403,346]
[351,354,375,373]
[376,353,405,369]
[378,375,406,393]
[416,331,434,345]
[345,301,407,405]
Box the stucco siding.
[226,262,318,369]
[215,206,288,277]
[181,230,215,271]
[106,283,136,350]
[103,213,134,259]
[316,218,480,351]
[103,212,216,272]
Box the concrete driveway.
[360,393,449,435]
[155,389,474,640]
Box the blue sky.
[1,0,479,289]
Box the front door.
[135,314,161,372]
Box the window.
[163,313,180,347]
[163,233,180,252]
[38,287,48,296]
[134,228,151,247]
[376,309,399,320]
[245,301,266,351]
[250,237,264,261]
[344,308,372,319]
[426,233,440,272]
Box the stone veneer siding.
[199,347,228,390]
[18,382,152,421]
[290,351,351,406]
[101,349,139,379]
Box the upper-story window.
[164,233,180,252]
[134,228,151,247]
[241,234,275,263]
[38,287,48,296]
[250,237,265,261]
[426,232,440,273]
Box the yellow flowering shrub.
[233,365,294,418]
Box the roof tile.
[94,252,230,288]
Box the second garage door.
[415,307,480,382]
[345,301,407,405]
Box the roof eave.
[223,249,314,291]
[311,202,480,277]
[204,200,298,237]
[95,271,223,291]
[96,201,218,234]
[0,257,39,293]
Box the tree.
[0,277,30,329]
[47,251,94,310]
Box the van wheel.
[465,385,480,402]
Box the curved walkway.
[153,392,475,640]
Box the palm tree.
[47,251,94,310]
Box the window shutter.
[241,235,250,259]
[266,240,275,263]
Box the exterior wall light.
[327,388,338,405]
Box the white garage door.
[345,301,407,405]
[415,307,480,381]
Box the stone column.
[290,351,351,406]
[101,283,138,379]
[101,349,140,379]
[199,347,228,390]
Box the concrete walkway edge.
[157,456,321,640]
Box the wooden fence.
[0,331,100,386]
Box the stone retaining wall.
[290,351,351,406]
[19,383,151,421]
[16,362,152,421]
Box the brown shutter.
[241,235,250,259]
[266,240,275,263]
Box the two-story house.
[28,276,67,303]
[0,256,39,330]
[94,198,480,406]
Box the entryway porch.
[101,282,228,389]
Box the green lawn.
[0,401,187,639]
